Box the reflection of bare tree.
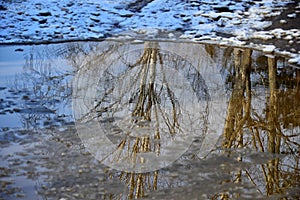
[78,41,210,199]
[7,41,300,199]
[218,48,300,199]
[68,42,299,199]
[98,42,180,198]
[262,56,300,197]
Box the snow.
[262,45,276,53]
[288,55,300,65]
[0,0,293,44]
[0,0,299,63]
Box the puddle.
[0,41,299,199]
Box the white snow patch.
[0,0,295,47]
[201,12,236,19]
[288,55,300,64]
[252,31,274,40]
[262,45,276,53]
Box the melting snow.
[0,0,293,43]
[0,0,299,62]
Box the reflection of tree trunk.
[265,56,281,196]
[296,69,300,93]
[220,48,252,200]
[223,48,252,148]
[267,56,279,154]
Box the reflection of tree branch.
[132,42,159,121]
[245,169,264,195]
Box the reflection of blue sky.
[0,45,74,130]
[0,112,22,129]
[0,46,27,63]
[0,46,27,86]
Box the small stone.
[41,185,47,189]
[66,2,74,7]
[16,193,26,198]
[31,17,39,21]
[91,12,100,16]
[13,108,21,113]
[61,8,69,12]
[119,13,134,17]
[39,19,47,24]
[90,17,100,22]
[280,20,287,24]
[88,27,102,34]
[160,8,170,12]
[182,17,191,22]
[38,11,52,17]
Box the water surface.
[0,41,299,199]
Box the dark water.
[0,41,299,200]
